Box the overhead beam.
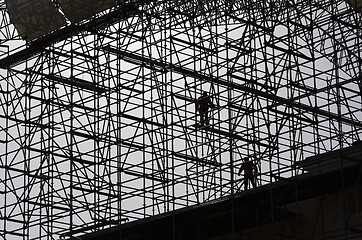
[72,186,119,198]
[236,82,362,128]
[0,165,50,180]
[0,230,26,237]
[265,41,314,62]
[103,46,168,71]
[118,167,169,183]
[267,107,317,125]
[104,47,362,129]
[173,93,194,103]
[193,124,272,149]
[27,146,95,166]
[230,74,276,91]
[0,114,51,129]
[71,130,145,150]
[25,200,69,211]
[172,151,222,167]
[26,93,94,112]
[0,217,27,225]
[119,113,166,128]
[43,73,107,94]
[228,15,273,33]
[171,36,217,53]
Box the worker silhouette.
[195,91,215,126]
[238,157,257,190]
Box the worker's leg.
[200,112,205,125]
[204,111,209,125]
[250,174,256,188]
[244,177,249,190]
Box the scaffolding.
[0,0,362,239]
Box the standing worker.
[238,157,257,190]
[195,91,215,126]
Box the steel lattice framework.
[0,0,362,239]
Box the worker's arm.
[195,98,199,110]
[238,164,245,175]
[207,97,216,108]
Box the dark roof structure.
[80,145,362,240]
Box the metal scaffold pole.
[0,0,362,239]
